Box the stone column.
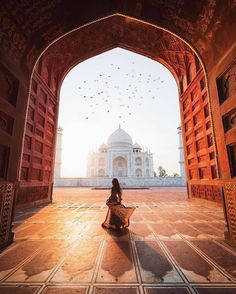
[177,126,185,178]
[54,127,63,178]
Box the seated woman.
[102,178,135,230]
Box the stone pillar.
[223,182,236,244]
[150,153,154,177]
[54,127,63,179]
[177,126,185,178]
[0,183,15,249]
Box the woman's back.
[109,187,119,202]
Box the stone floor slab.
[0,241,43,280]
[42,286,88,293]
[130,223,154,240]
[150,223,179,239]
[96,241,137,283]
[191,240,236,279]
[163,240,230,282]
[135,241,183,283]
[51,241,101,282]
[93,287,139,293]
[145,287,191,294]
[7,240,70,282]
[0,286,39,294]
[194,287,236,294]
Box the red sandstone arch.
[18,14,218,205]
[18,15,221,204]
[0,3,236,247]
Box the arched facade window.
[136,168,142,176]
[113,156,127,177]
[135,157,142,166]
[145,158,149,166]
[98,169,105,177]
[146,169,150,176]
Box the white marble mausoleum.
[87,126,154,178]
[54,125,186,187]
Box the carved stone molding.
[224,182,236,244]
[0,182,15,248]
[223,109,236,132]
[190,184,222,203]
[217,59,236,104]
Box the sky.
[58,48,181,177]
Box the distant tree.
[158,166,167,177]
[172,172,180,177]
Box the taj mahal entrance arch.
[0,4,236,248]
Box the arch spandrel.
[40,15,193,90]
[1,1,235,73]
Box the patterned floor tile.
[163,240,230,282]
[96,241,137,283]
[135,241,183,283]
[42,287,88,294]
[144,287,191,294]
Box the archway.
[113,156,127,177]
[19,15,219,205]
[135,168,142,177]
[135,157,142,166]
[98,169,105,177]
[0,8,235,247]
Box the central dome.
[107,127,133,147]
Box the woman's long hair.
[112,178,122,197]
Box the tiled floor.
[1,187,236,293]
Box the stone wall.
[54,177,186,187]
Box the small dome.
[133,142,141,149]
[99,143,107,149]
[99,143,107,152]
[107,127,133,147]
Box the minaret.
[54,127,63,178]
[177,125,185,178]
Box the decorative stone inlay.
[190,184,222,203]
[0,182,14,247]
[224,182,236,243]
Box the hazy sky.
[58,48,181,177]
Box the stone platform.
[54,177,186,187]
[0,187,236,293]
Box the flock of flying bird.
[77,61,165,124]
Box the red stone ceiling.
[0,0,235,73]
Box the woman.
[102,178,135,230]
